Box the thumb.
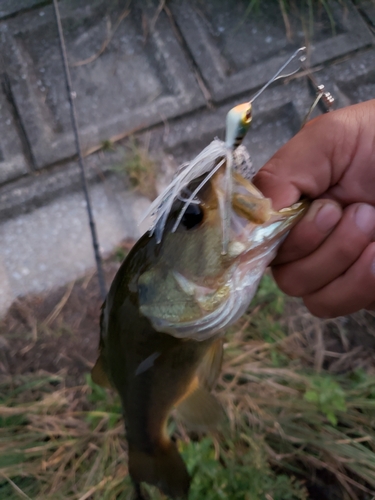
[253,101,370,210]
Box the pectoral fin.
[197,339,223,390]
[91,354,112,389]
[176,376,223,429]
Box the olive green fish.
[92,113,308,498]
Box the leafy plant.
[304,375,347,425]
[181,438,308,500]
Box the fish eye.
[180,203,204,229]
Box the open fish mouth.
[140,255,263,341]
[139,137,308,342]
[140,201,307,341]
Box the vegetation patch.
[1,265,375,499]
[112,138,157,201]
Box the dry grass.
[243,0,341,40]
[2,271,375,499]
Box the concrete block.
[0,151,115,222]
[0,175,149,303]
[0,0,205,169]
[170,0,373,102]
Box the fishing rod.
[52,0,107,300]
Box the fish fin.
[176,377,223,430]
[196,338,223,390]
[91,355,112,389]
[129,441,190,499]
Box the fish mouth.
[143,255,265,341]
[142,202,307,342]
[139,166,308,342]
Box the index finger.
[253,101,372,210]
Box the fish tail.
[128,441,190,499]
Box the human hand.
[254,100,375,317]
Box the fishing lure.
[143,47,307,254]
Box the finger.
[254,100,375,210]
[273,199,342,265]
[272,203,375,297]
[303,242,375,318]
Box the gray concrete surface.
[1,1,205,169]
[0,176,150,313]
[0,0,374,315]
[170,0,372,101]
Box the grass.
[1,274,375,499]
[241,0,342,40]
[112,138,157,201]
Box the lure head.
[225,103,252,149]
[138,160,308,341]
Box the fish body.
[92,157,308,498]
[95,227,223,499]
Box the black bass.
[92,96,308,498]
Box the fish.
[91,101,309,499]
[92,172,308,494]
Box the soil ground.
[0,241,135,385]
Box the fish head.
[138,159,308,340]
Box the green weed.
[181,437,308,500]
[304,375,347,425]
[113,138,157,200]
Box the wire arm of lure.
[300,90,325,128]
[249,47,307,104]
[300,66,335,127]
[304,66,335,113]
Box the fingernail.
[355,204,375,235]
[314,202,342,233]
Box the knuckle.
[277,234,308,262]
[337,241,356,262]
[303,296,331,319]
[336,230,366,262]
[272,266,303,297]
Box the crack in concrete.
[0,68,38,172]
[0,0,51,22]
[163,3,213,108]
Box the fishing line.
[52,0,107,300]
